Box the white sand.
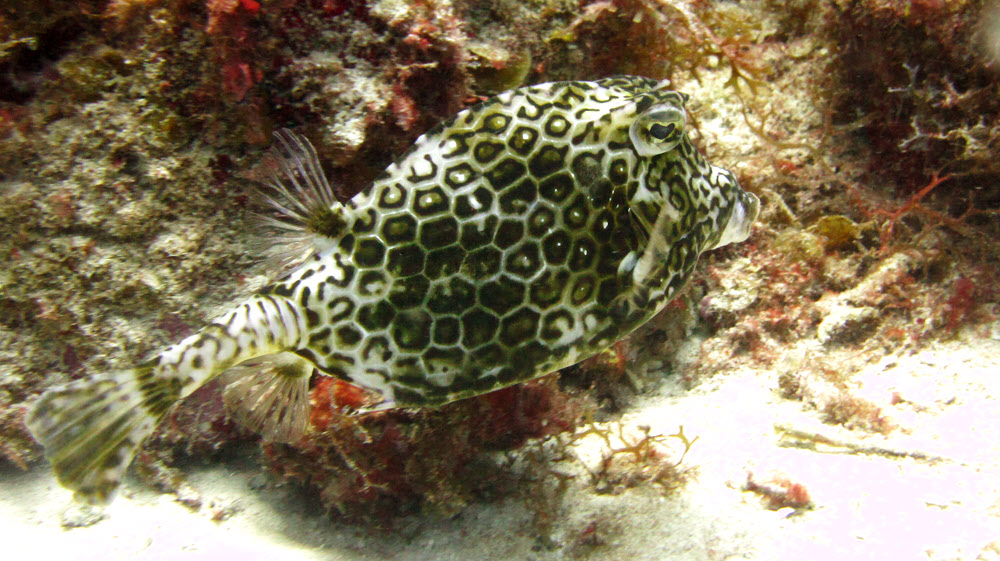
[4,332,1000,560]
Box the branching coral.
[574,422,696,495]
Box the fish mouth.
[712,190,760,250]
[743,190,761,224]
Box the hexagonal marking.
[442,131,472,158]
[570,276,595,306]
[427,277,476,315]
[432,318,461,346]
[591,209,614,238]
[422,346,464,375]
[473,140,505,165]
[418,216,459,249]
[500,307,540,347]
[392,310,432,351]
[570,151,603,184]
[424,245,464,279]
[335,325,362,348]
[485,158,527,190]
[461,308,499,348]
[586,179,613,208]
[463,246,502,278]
[479,112,511,134]
[459,215,497,250]
[507,126,538,156]
[479,275,525,315]
[357,301,395,331]
[542,231,571,265]
[562,194,590,229]
[530,269,568,309]
[389,274,430,309]
[444,162,477,189]
[504,243,541,279]
[354,237,386,268]
[378,183,408,209]
[386,244,426,277]
[541,310,574,342]
[543,113,570,137]
[528,145,569,178]
[539,173,574,204]
[413,186,450,216]
[454,187,493,219]
[568,238,597,272]
[494,219,523,250]
[498,179,537,216]
[609,158,629,184]
[382,214,417,244]
[527,206,555,237]
[357,269,388,297]
[362,335,392,362]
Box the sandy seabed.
[3,333,1000,561]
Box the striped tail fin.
[24,363,171,505]
[25,294,307,505]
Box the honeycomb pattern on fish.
[25,75,760,505]
[257,75,759,406]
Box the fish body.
[27,76,759,504]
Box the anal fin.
[222,352,314,444]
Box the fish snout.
[712,188,760,249]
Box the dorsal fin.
[252,129,347,275]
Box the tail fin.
[25,294,306,504]
[25,364,169,505]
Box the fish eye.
[629,103,686,156]
[649,123,674,140]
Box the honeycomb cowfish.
[27,75,759,505]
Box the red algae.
[745,471,813,511]
[264,375,584,522]
[4,1,1000,539]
